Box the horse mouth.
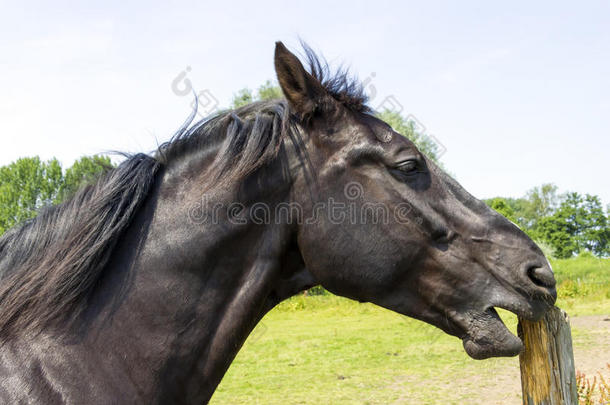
[460,307,523,360]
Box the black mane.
[0,155,160,338]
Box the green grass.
[551,255,610,315]
[210,257,610,404]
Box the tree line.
[1,80,607,259]
[0,156,112,234]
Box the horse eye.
[396,160,418,173]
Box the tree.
[0,157,62,234]
[520,183,559,228]
[60,155,113,200]
[535,192,609,258]
[231,80,283,109]
[0,155,113,235]
[535,212,579,259]
[257,80,283,100]
[488,197,517,223]
[231,88,253,109]
[579,194,609,256]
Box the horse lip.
[460,307,524,360]
[458,295,554,359]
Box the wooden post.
[518,307,578,405]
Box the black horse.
[0,42,556,404]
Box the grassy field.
[552,254,610,315]
[210,256,610,404]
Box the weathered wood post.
[518,307,578,405]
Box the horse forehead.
[339,130,417,162]
[309,116,416,170]
[353,113,394,142]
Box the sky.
[0,1,608,204]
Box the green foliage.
[535,210,579,258]
[488,197,516,223]
[535,239,558,259]
[231,80,283,109]
[522,183,559,226]
[61,155,113,200]
[0,157,62,234]
[536,193,609,258]
[231,88,254,109]
[578,195,610,255]
[257,80,283,100]
[0,155,113,235]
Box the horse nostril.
[527,265,556,289]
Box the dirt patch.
[571,315,610,383]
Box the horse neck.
[82,151,310,403]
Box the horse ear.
[274,42,326,119]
